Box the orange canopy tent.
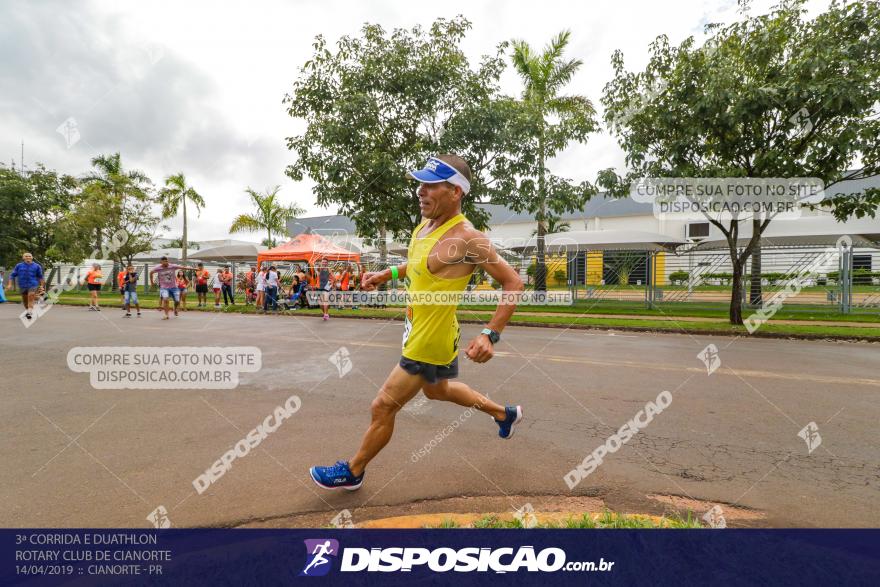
[256,233,361,269]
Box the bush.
[826,269,878,284]
[669,270,689,284]
[703,272,733,284]
[553,269,567,284]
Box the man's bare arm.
[467,231,524,334]
[361,263,408,290]
[460,230,523,363]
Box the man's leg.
[26,290,36,312]
[348,365,425,477]
[421,379,507,421]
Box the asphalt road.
[2,303,879,528]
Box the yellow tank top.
[401,213,473,365]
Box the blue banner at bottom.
[3,529,879,586]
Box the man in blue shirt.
[7,252,45,321]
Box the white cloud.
[0,0,831,240]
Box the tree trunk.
[378,224,388,266]
[729,257,744,325]
[181,199,188,261]
[749,218,762,307]
[535,128,547,292]
[94,227,102,258]
[535,211,547,292]
[378,224,388,291]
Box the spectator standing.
[255,266,267,312]
[264,265,280,313]
[317,258,332,320]
[85,263,104,311]
[195,263,210,307]
[221,266,235,306]
[117,267,127,310]
[210,268,224,308]
[176,270,189,310]
[244,266,256,305]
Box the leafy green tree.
[284,17,517,261]
[54,182,160,267]
[159,173,205,261]
[0,164,78,269]
[229,186,303,247]
[497,31,599,291]
[81,153,153,252]
[600,1,880,324]
[52,153,159,267]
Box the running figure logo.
[798,421,822,454]
[300,539,339,576]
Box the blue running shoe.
[495,405,523,439]
[309,460,364,491]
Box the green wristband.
[390,266,399,281]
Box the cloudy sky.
[1,0,829,241]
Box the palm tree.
[512,31,591,291]
[531,217,571,237]
[159,173,205,261]
[229,186,304,247]
[83,152,152,254]
[167,237,200,251]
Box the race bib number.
[402,306,413,348]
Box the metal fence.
[42,258,404,301]
[548,245,880,315]
[27,244,880,317]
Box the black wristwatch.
[480,328,500,344]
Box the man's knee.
[370,392,400,419]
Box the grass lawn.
[431,511,703,529]
[463,299,880,323]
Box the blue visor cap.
[406,157,471,194]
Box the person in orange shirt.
[340,263,351,291]
[176,270,190,310]
[117,268,127,309]
[194,263,211,307]
[85,263,104,311]
[336,263,352,309]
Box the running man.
[310,154,525,490]
[149,256,193,319]
[7,252,45,321]
[302,541,335,575]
